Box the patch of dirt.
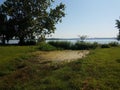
[33,50,89,62]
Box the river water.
[47,38,119,44]
[0,38,119,44]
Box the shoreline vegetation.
[0,37,118,45]
[46,37,117,40]
[0,41,120,89]
[0,0,120,89]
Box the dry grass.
[33,50,89,62]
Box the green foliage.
[78,35,87,42]
[116,20,120,29]
[109,42,119,47]
[48,41,119,50]
[48,41,72,49]
[101,42,119,48]
[101,44,110,48]
[0,14,7,44]
[115,19,120,41]
[48,41,99,50]
[0,0,65,45]
[38,42,57,51]
[74,41,99,50]
[26,40,36,45]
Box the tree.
[0,12,16,44]
[6,18,17,43]
[115,19,120,41]
[78,35,87,42]
[0,13,7,44]
[0,0,65,45]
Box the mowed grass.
[0,46,120,90]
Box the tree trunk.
[19,37,25,45]
[1,34,5,45]
[119,29,120,36]
[117,29,120,41]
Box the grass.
[0,46,36,77]
[0,46,120,89]
[48,41,72,49]
[37,42,57,51]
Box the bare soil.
[33,50,89,62]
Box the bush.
[92,42,100,49]
[48,41,99,50]
[109,42,119,47]
[48,41,72,49]
[18,40,36,45]
[101,44,110,48]
[74,42,98,50]
[25,40,36,45]
[38,42,57,51]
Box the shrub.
[25,40,36,45]
[48,41,99,50]
[74,42,98,50]
[101,44,110,48]
[18,40,36,45]
[38,42,57,51]
[109,42,119,47]
[48,41,72,49]
[92,42,100,49]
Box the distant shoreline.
[46,37,116,40]
[0,38,118,44]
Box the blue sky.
[53,0,120,38]
[1,0,120,38]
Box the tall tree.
[0,14,6,44]
[115,19,120,41]
[1,0,65,45]
[0,9,16,44]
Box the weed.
[38,42,57,51]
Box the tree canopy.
[0,0,65,45]
[115,19,120,41]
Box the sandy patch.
[34,50,89,62]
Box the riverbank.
[0,38,119,44]
[0,46,120,89]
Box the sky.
[0,0,120,38]
[53,0,120,38]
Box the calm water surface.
[0,38,119,44]
[47,38,119,44]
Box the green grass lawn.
[0,46,120,90]
[0,46,36,77]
